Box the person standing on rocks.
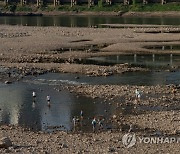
[92,117,97,132]
[135,89,141,101]
[137,92,141,101]
[135,89,139,98]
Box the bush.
[16,6,33,12]
[9,5,16,12]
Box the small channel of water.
[25,71,180,86]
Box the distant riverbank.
[2,11,180,17]
[2,2,180,17]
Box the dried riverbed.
[0,25,179,153]
[0,25,180,72]
[0,24,180,81]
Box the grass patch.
[56,4,123,12]
[16,5,33,12]
[129,3,180,12]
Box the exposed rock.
[4,81,12,84]
[0,137,12,148]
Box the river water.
[24,71,180,86]
[1,15,180,27]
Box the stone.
[0,137,12,148]
[75,76,80,79]
[5,81,12,84]
[61,143,68,148]
[108,147,116,152]
[112,115,117,119]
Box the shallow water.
[0,82,114,132]
[0,70,179,132]
[25,70,180,86]
[145,45,180,50]
[87,54,180,69]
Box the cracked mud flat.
[0,25,179,153]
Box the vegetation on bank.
[1,2,180,13]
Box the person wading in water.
[46,95,51,107]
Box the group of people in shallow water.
[32,91,51,106]
[72,89,142,132]
[72,110,105,132]
[31,89,143,132]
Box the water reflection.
[0,82,113,131]
[1,16,180,27]
[88,54,180,69]
[145,45,180,50]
